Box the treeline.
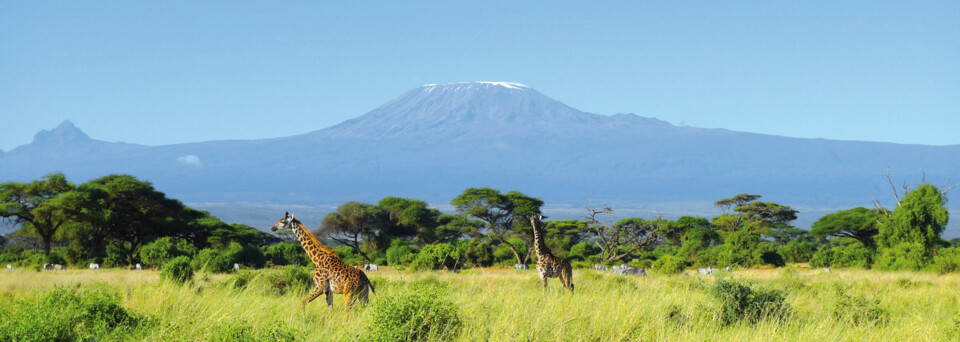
[2,173,957,274]
[0,173,294,270]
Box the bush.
[139,237,197,267]
[386,240,417,266]
[264,242,310,266]
[710,279,789,325]
[830,283,887,325]
[778,240,818,263]
[930,248,960,274]
[411,243,463,271]
[365,289,462,342]
[759,251,786,267]
[810,240,875,269]
[160,256,194,284]
[103,243,128,268]
[225,242,267,268]
[0,284,138,342]
[652,254,687,275]
[463,240,493,267]
[259,266,314,296]
[192,248,233,273]
[874,242,932,271]
[568,241,599,261]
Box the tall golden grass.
[1,266,959,341]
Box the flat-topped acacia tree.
[0,173,75,256]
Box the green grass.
[1,266,959,341]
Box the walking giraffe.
[530,214,574,293]
[271,212,375,308]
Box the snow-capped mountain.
[1,82,958,232]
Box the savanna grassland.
[2,266,960,341]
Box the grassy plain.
[1,266,959,341]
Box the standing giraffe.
[530,214,574,293]
[271,212,375,308]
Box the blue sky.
[1,1,957,151]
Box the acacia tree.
[319,201,389,262]
[810,207,879,247]
[451,188,542,265]
[584,205,668,262]
[0,173,75,256]
[712,194,798,239]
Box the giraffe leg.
[563,268,575,294]
[324,286,333,307]
[302,273,328,310]
[539,270,548,289]
[302,284,324,310]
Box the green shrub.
[259,266,314,296]
[226,242,267,268]
[759,251,786,267]
[160,256,194,284]
[263,242,310,266]
[811,240,875,269]
[191,248,233,273]
[652,254,687,275]
[463,240,493,267]
[710,279,790,325]
[386,240,417,266]
[874,242,931,271]
[103,243,128,268]
[568,241,599,261]
[140,237,197,267]
[830,283,887,325]
[778,240,818,263]
[411,243,463,271]
[0,284,137,342]
[209,320,301,342]
[365,289,462,342]
[930,248,960,274]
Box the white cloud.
[177,155,202,168]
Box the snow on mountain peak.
[421,81,529,91]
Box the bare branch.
[885,169,901,207]
[942,181,960,195]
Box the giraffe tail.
[368,281,377,297]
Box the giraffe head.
[271,212,300,232]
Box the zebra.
[612,264,647,276]
[43,263,54,271]
[53,264,65,271]
[89,263,100,270]
[234,263,241,270]
[135,263,142,270]
[6,264,13,271]
[514,264,529,270]
[593,264,608,271]
[364,264,379,272]
[697,266,714,275]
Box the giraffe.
[530,214,574,293]
[271,212,375,308]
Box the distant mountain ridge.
[1,82,958,235]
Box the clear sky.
[1,1,957,151]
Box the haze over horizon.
[2,2,958,151]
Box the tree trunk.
[42,237,52,257]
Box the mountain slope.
[1,82,957,233]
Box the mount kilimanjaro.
[1,82,958,234]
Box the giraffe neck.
[531,217,550,259]
[291,222,338,265]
